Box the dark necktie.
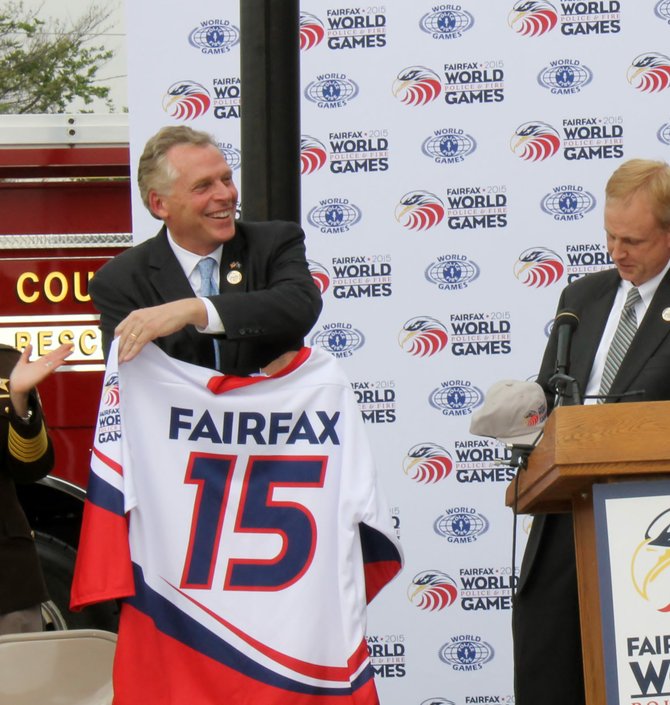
[598,286,641,401]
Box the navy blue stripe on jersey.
[86,470,125,516]
[126,562,375,695]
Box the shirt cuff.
[196,296,225,334]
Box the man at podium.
[512,159,670,705]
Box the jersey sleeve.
[70,341,135,609]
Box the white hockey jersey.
[71,342,402,705]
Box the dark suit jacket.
[90,220,323,375]
[513,267,670,705]
[0,345,52,614]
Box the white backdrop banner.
[125,2,670,703]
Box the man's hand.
[10,343,74,418]
[115,299,209,362]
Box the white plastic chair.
[0,629,116,705]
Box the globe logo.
[540,188,596,218]
[439,636,495,667]
[422,132,476,162]
[188,22,240,52]
[658,122,670,146]
[310,325,365,356]
[219,145,241,171]
[654,0,670,23]
[434,510,490,541]
[429,383,484,415]
[420,699,455,705]
[537,61,593,93]
[425,257,481,289]
[307,201,362,231]
[304,76,359,107]
[419,9,475,38]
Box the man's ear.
[148,190,168,219]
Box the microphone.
[554,309,579,375]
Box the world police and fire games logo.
[351,379,396,424]
[209,76,240,120]
[439,635,495,671]
[392,66,442,106]
[453,437,515,483]
[561,115,624,160]
[443,60,505,106]
[300,135,328,175]
[307,197,362,234]
[656,0,670,23]
[433,507,490,543]
[510,121,560,161]
[419,6,475,40]
[319,7,388,50]
[163,80,210,120]
[541,184,596,221]
[310,323,365,359]
[628,52,670,93]
[425,254,481,291]
[328,129,389,175]
[419,699,455,705]
[188,19,239,54]
[444,185,508,231]
[627,508,670,700]
[329,255,392,300]
[448,311,512,357]
[366,634,406,679]
[658,122,670,146]
[404,439,514,484]
[395,191,445,231]
[399,317,449,358]
[403,443,454,484]
[538,59,593,95]
[631,508,670,612]
[429,380,484,417]
[514,247,564,288]
[457,566,517,611]
[508,1,621,37]
[299,12,325,51]
[564,242,612,282]
[304,73,359,109]
[307,260,330,294]
[98,372,120,444]
[408,570,459,611]
[422,129,477,164]
[508,1,558,36]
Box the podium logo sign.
[593,481,670,704]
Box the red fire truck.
[0,114,132,630]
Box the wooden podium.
[505,400,670,705]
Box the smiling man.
[90,126,322,375]
[513,158,670,705]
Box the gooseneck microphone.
[549,309,581,406]
[554,309,579,375]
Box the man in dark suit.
[1,342,72,634]
[90,125,322,375]
[513,158,670,704]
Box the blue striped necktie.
[598,286,641,401]
[196,257,221,369]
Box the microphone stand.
[548,372,581,407]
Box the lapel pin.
[227,270,242,285]
[662,307,670,322]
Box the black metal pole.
[239,0,300,224]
